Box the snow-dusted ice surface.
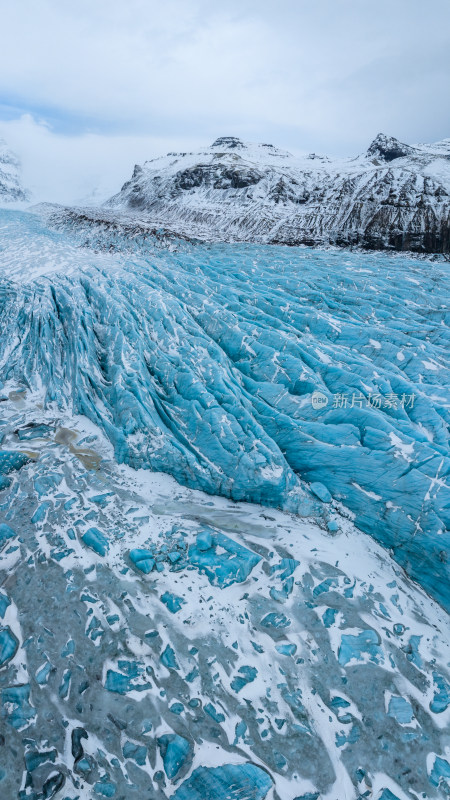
[0,209,449,799]
[0,400,450,800]
[1,209,449,608]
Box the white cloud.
[0,0,449,202]
[0,115,205,204]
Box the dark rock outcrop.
[366,133,415,162]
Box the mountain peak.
[366,133,413,162]
[0,139,30,203]
[105,132,449,254]
[0,138,20,168]
[211,136,245,150]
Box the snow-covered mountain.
[0,138,29,203]
[105,133,450,253]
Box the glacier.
[0,207,449,799]
[1,208,449,609]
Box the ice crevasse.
[0,208,449,610]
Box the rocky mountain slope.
[105,133,450,253]
[0,138,29,203]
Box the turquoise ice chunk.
[196,529,213,551]
[105,670,133,694]
[17,424,51,440]
[276,643,297,656]
[429,756,450,788]
[94,779,116,797]
[430,672,450,713]
[31,501,51,524]
[231,666,257,692]
[338,629,383,665]
[188,531,260,588]
[330,696,350,710]
[122,741,147,766]
[61,639,75,657]
[172,763,272,800]
[0,626,19,665]
[405,635,422,668]
[335,723,360,747]
[35,660,52,685]
[0,451,29,482]
[81,527,109,556]
[260,612,291,629]
[59,669,71,699]
[310,482,332,502]
[41,772,65,798]
[204,703,225,723]
[270,558,299,580]
[129,549,155,574]
[387,695,414,724]
[160,645,179,670]
[34,473,62,497]
[0,523,16,547]
[25,749,57,772]
[158,733,191,779]
[90,493,112,506]
[233,720,247,744]
[0,593,11,618]
[322,608,337,628]
[161,592,185,613]
[1,684,36,729]
[313,578,338,597]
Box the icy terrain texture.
[0,209,450,799]
[100,133,450,254]
[1,209,449,613]
[0,139,29,204]
[0,400,449,800]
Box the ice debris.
[81,527,109,556]
[188,529,260,588]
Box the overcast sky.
[1,0,449,203]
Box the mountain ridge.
[0,138,30,204]
[102,132,450,253]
